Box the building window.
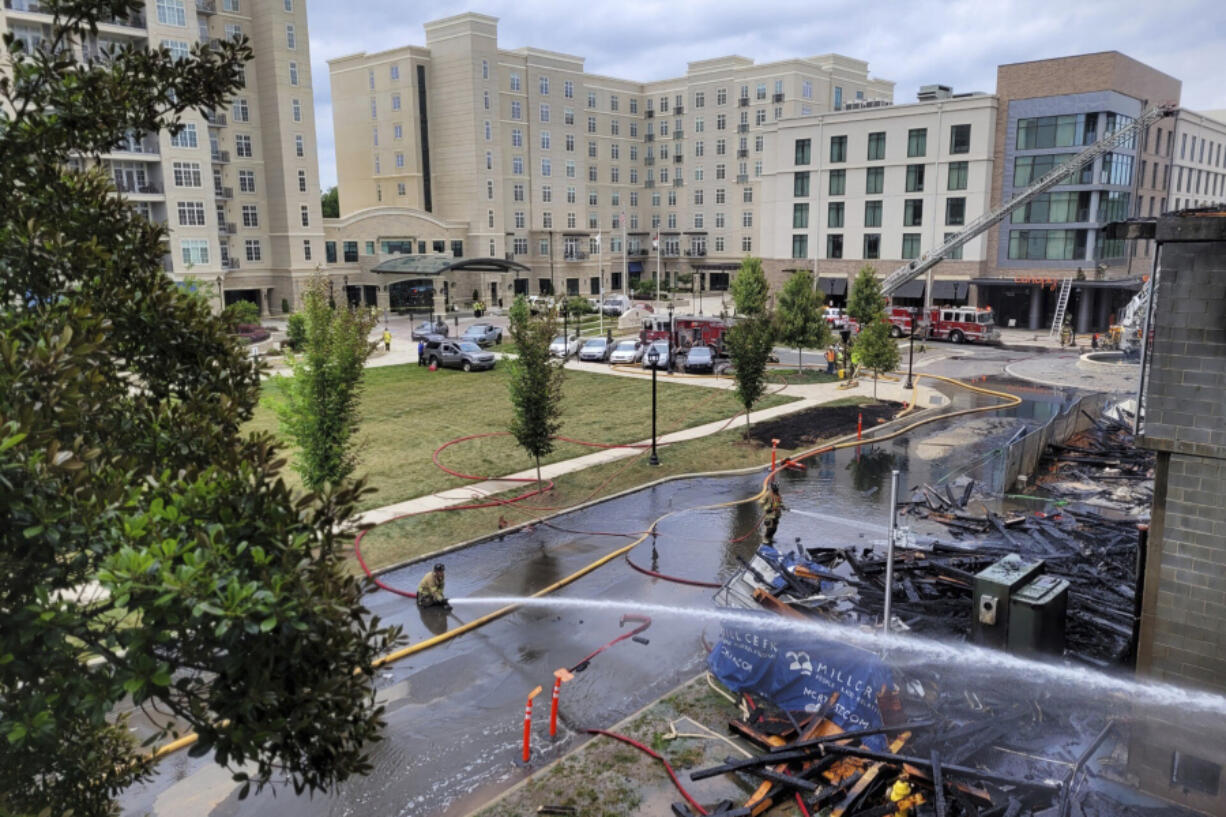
[394,152,404,168]
[794,138,811,165]
[829,169,845,196]
[300,205,310,227]
[865,167,884,195]
[829,135,847,163]
[792,203,809,228]
[948,161,969,190]
[303,240,312,261]
[794,172,810,197]
[863,233,880,259]
[864,200,882,228]
[172,161,202,187]
[223,0,238,10]
[906,164,925,192]
[791,235,808,259]
[180,238,208,265]
[244,239,261,262]
[161,39,190,60]
[241,204,258,227]
[944,233,962,260]
[283,0,292,9]
[945,197,966,225]
[342,241,358,262]
[742,211,753,228]
[826,234,843,258]
[1017,114,1095,150]
[904,199,923,226]
[391,93,400,112]
[288,62,299,86]
[235,134,252,158]
[741,236,753,252]
[231,98,249,122]
[156,0,186,26]
[286,24,296,49]
[907,128,927,157]
[325,241,337,263]
[238,169,255,193]
[828,202,844,228]
[176,201,205,226]
[1007,229,1087,260]
[867,131,886,161]
[950,124,971,154]
[291,98,302,122]
[295,135,304,157]
[297,169,307,192]
[901,233,921,259]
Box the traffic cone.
[429,361,437,371]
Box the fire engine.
[641,314,732,355]
[926,306,998,343]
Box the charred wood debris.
[679,414,1170,817]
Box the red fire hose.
[585,729,709,816]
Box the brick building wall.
[1133,214,1226,814]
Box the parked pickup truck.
[423,338,496,371]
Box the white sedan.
[548,334,582,358]
[608,339,644,364]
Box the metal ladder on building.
[879,103,1177,300]
[1048,278,1073,338]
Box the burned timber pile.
[692,406,1181,817]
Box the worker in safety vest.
[760,481,783,542]
[417,563,450,609]
[382,328,392,352]
[825,346,837,375]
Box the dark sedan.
[683,345,715,373]
[412,320,449,340]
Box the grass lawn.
[765,367,841,386]
[248,363,796,511]
[355,395,877,572]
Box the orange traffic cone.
[429,361,437,371]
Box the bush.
[221,299,260,330]
[632,279,659,300]
[286,312,307,350]
[281,297,291,314]
[564,296,594,315]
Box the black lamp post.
[904,306,917,390]
[562,301,569,354]
[647,346,660,466]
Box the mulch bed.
[749,401,900,449]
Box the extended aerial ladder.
[880,103,1178,299]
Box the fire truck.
[885,306,998,343]
[641,314,732,355]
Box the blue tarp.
[757,545,839,594]
[708,610,893,749]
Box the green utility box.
[1008,575,1069,656]
[972,554,1045,648]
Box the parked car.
[549,334,582,358]
[641,340,670,370]
[682,345,715,373]
[462,322,503,347]
[412,320,449,340]
[423,338,496,371]
[608,339,644,364]
[578,337,611,362]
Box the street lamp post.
[216,274,223,313]
[667,303,675,371]
[647,347,660,466]
[904,306,917,390]
[562,301,569,352]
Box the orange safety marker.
[771,438,781,470]
[549,668,575,739]
[522,685,542,763]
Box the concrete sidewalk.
[356,375,934,526]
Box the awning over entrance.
[971,277,1145,290]
[892,280,925,298]
[628,261,644,274]
[818,276,847,296]
[931,281,970,300]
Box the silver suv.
[423,338,496,372]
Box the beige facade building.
[328,12,893,304]
[1167,109,1226,213]
[1,0,324,315]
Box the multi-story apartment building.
[759,90,998,307]
[327,12,893,308]
[1,0,324,315]
[1166,109,1226,213]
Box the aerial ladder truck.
[879,103,1176,342]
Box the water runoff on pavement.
[449,595,1226,722]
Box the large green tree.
[0,5,398,815]
[730,256,770,317]
[774,269,830,370]
[726,315,776,439]
[852,318,902,399]
[275,276,377,491]
[320,185,340,218]
[506,300,565,488]
[847,264,888,327]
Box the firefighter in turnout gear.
[761,481,783,542]
[417,563,450,609]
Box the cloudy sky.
[305,0,1226,189]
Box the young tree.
[275,276,377,491]
[506,310,565,488]
[847,264,888,327]
[774,269,830,370]
[852,318,902,398]
[730,256,770,317]
[0,6,398,815]
[726,315,776,439]
[320,185,340,218]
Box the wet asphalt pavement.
[122,347,1078,817]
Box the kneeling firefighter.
[417,563,451,610]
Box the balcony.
[629,249,648,257]
[563,251,589,261]
[738,97,750,107]
[673,154,683,163]
[737,123,749,133]
[736,174,749,183]
[684,249,708,257]
[736,149,748,158]
[674,105,684,115]
[773,93,784,103]
[214,186,233,200]
[673,130,684,140]
[662,248,680,258]
[218,222,237,235]
[644,180,655,189]
[196,0,216,14]
[673,178,684,187]
[643,157,654,166]
[114,180,162,195]
[645,134,654,142]
[223,257,240,270]
[645,109,654,118]
[205,111,227,127]
[211,150,230,164]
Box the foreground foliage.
[726,314,777,438]
[0,4,399,814]
[506,296,565,487]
